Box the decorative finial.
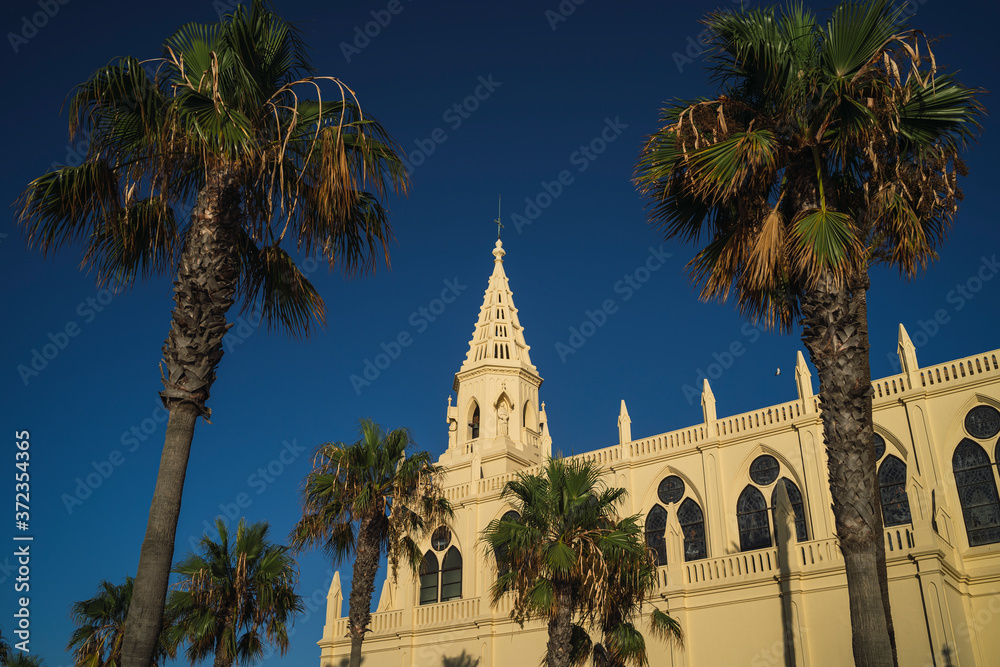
[495,195,503,240]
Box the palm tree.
[68,577,177,667]
[290,419,452,667]
[168,519,303,667]
[481,458,681,667]
[634,3,981,665]
[4,654,44,667]
[14,3,407,664]
[0,628,11,665]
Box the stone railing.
[414,597,480,627]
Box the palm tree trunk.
[546,580,574,667]
[852,272,899,667]
[123,170,241,667]
[348,516,381,667]
[800,269,894,667]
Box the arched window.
[440,547,462,601]
[878,456,911,527]
[677,498,707,561]
[523,401,535,431]
[770,478,808,542]
[419,551,439,605]
[468,403,480,440]
[738,486,771,551]
[645,505,668,566]
[953,439,1000,547]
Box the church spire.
[444,236,546,476]
[460,239,536,373]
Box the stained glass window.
[873,433,886,461]
[738,486,771,551]
[419,551,439,605]
[645,505,668,566]
[677,498,707,561]
[878,456,911,527]
[771,478,808,542]
[440,547,462,601]
[750,455,780,485]
[953,439,1000,547]
[431,526,451,551]
[966,406,1000,440]
[657,475,685,504]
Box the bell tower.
[440,239,551,478]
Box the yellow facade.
[320,241,1000,666]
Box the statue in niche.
[498,404,509,436]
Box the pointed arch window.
[440,547,463,601]
[953,439,1000,546]
[419,551,439,605]
[738,486,771,551]
[677,498,707,561]
[468,403,480,440]
[878,455,911,527]
[645,505,668,566]
[770,478,808,542]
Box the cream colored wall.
[320,346,1000,667]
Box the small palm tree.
[15,3,407,664]
[68,577,177,667]
[634,3,980,665]
[0,628,11,665]
[290,419,452,667]
[5,654,44,667]
[168,519,303,667]
[481,458,681,667]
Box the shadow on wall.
[324,652,479,667]
[443,652,481,667]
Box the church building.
[320,239,1000,666]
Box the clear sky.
[1,1,998,666]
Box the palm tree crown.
[290,419,452,667]
[68,577,177,667]
[168,519,303,667]
[635,0,981,326]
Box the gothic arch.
[495,392,514,437]
[872,425,909,462]
[466,399,480,441]
[730,444,807,503]
[638,465,707,513]
[523,398,536,431]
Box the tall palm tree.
[290,419,453,667]
[68,577,177,667]
[168,519,302,667]
[14,3,407,665]
[481,458,681,667]
[634,3,981,665]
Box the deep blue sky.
[1,1,998,666]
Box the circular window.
[657,476,685,504]
[749,455,780,485]
[965,405,1000,440]
[873,433,886,461]
[431,526,451,551]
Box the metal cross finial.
[495,195,503,239]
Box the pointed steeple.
[618,400,632,445]
[897,323,919,373]
[444,238,547,476]
[460,239,536,373]
[701,379,717,425]
[324,571,343,638]
[795,351,815,413]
